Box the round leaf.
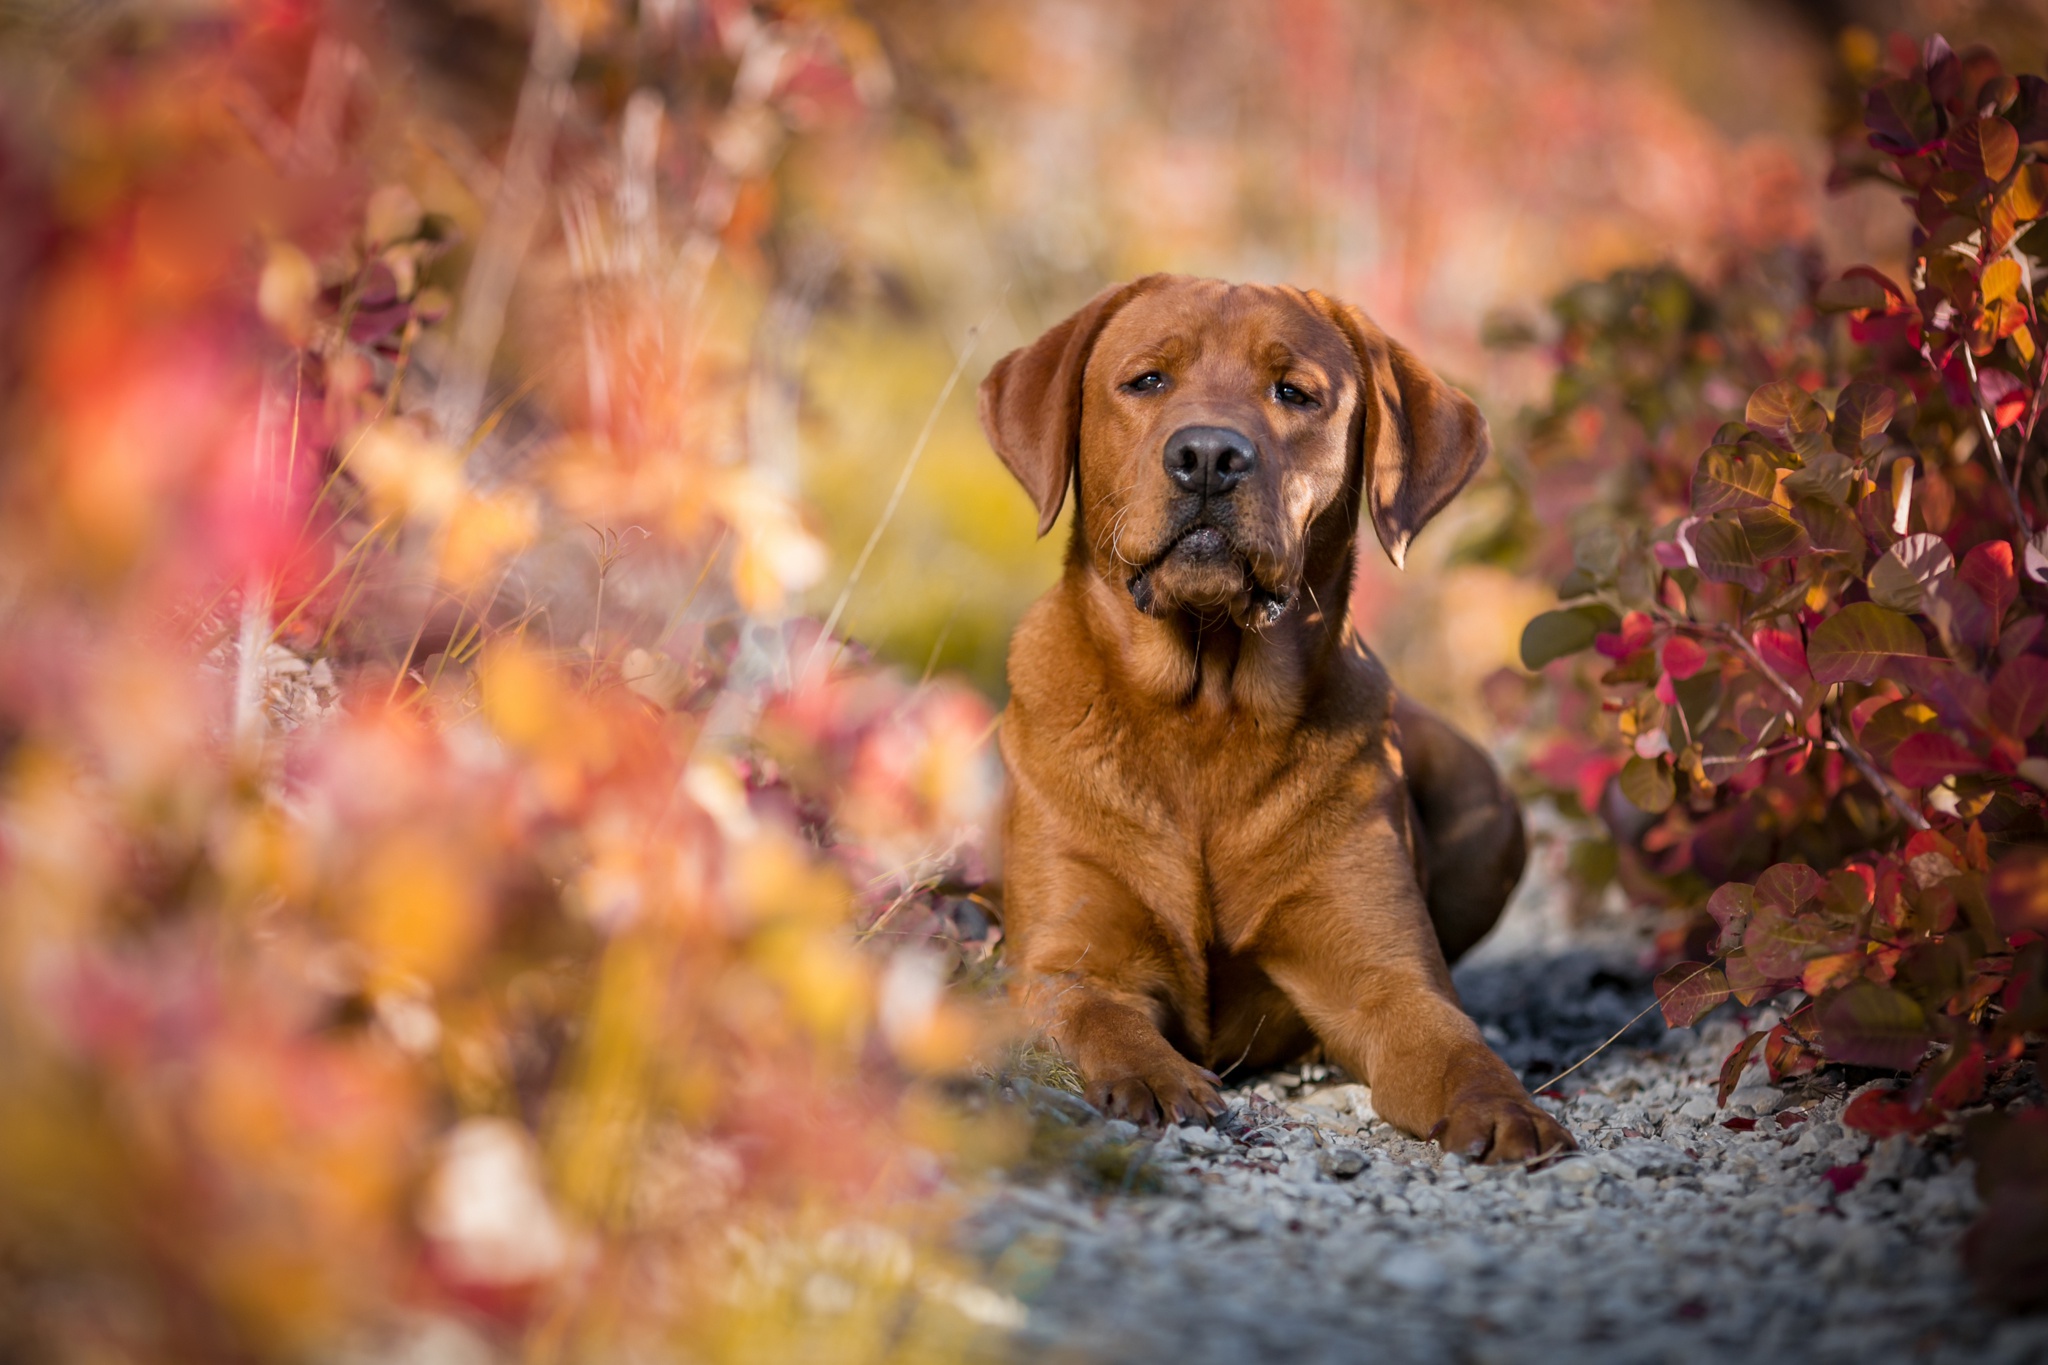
[1816,275,1893,314]
[1654,962,1731,1029]
[1953,115,2020,182]
[1744,907,1844,980]
[1733,505,1809,561]
[1745,381,1828,457]
[1830,380,1897,458]
[1867,534,1955,614]
[1816,982,1933,1071]
[1808,603,1929,685]
[1756,863,1824,914]
[1619,755,1675,814]
[1785,451,1854,506]
[1890,731,1990,786]
[1519,604,1618,671]
[1989,654,2048,738]
[1691,448,1780,513]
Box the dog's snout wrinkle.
[1163,425,1257,497]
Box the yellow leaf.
[439,489,537,587]
[350,421,464,522]
[712,471,825,613]
[354,833,485,985]
[2010,163,2048,221]
[364,184,422,248]
[1983,257,2023,304]
[1801,952,1864,996]
[478,641,567,749]
[736,835,851,926]
[256,241,318,345]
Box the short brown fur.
[980,275,1571,1161]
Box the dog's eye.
[1121,371,1168,394]
[1274,382,1319,408]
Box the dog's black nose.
[1163,426,1258,496]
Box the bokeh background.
[4,0,2048,1359]
[752,0,2045,725]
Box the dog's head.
[979,275,1488,628]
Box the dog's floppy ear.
[1309,292,1490,570]
[978,277,1158,537]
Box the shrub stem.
[1715,624,1930,833]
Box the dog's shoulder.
[1005,580,1103,719]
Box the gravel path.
[964,846,2048,1365]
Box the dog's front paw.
[1085,1056,1228,1129]
[1434,1088,1574,1163]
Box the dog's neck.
[1071,549,1356,725]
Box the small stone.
[1318,1147,1368,1179]
[1376,1247,1448,1293]
[1101,1119,1140,1143]
[1725,1083,1783,1116]
[1178,1124,1231,1154]
[1607,1139,1695,1178]
[263,643,308,675]
[1676,1095,1720,1123]
[1295,1082,1373,1121]
[1537,1157,1601,1186]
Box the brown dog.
[979,275,1572,1162]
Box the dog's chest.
[1031,694,1384,932]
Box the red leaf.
[1962,540,2018,620]
[1952,115,2019,180]
[1890,731,1991,786]
[1706,883,1755,950]
[1752,626,1811,683]
[1756,863,1823,914]
[1724,949,1773,1003]
[1662,635,1708,681]
[1721,1117,1758,1132]
[1717,1029,1767,1106]
[1824,1161,1870,1193]
[1990,654,2048,739]
[1605,610,1653,656]
[1903,829,1963,863]
[1807,603,1930,685]
[1976,368,2029,430]
[1765,1020,1823,1081]
[1654,962,1731,1028]
[1988,848,2048,937]
[1928,1040,1989,1111]
[1746,907,1845,979]
[1843,1088,1943,1138]
[1576,755,1625,816]
[1816,982,1934,1071]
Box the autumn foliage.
[0,4,1014,1360]
[1504,34,2048,1306]
[6,0,2048,1351]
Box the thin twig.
[806,298,1006,678]
[1216,1014,1269,1081]
[1530,956,1726,1095]
[1955,344,2035,535]
[1714,623,1930,832]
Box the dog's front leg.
[1021,971,1227,1127]
[1254,828,1573,1162]
[1006,861,1227,1128]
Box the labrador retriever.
[979,274,1572,1162]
